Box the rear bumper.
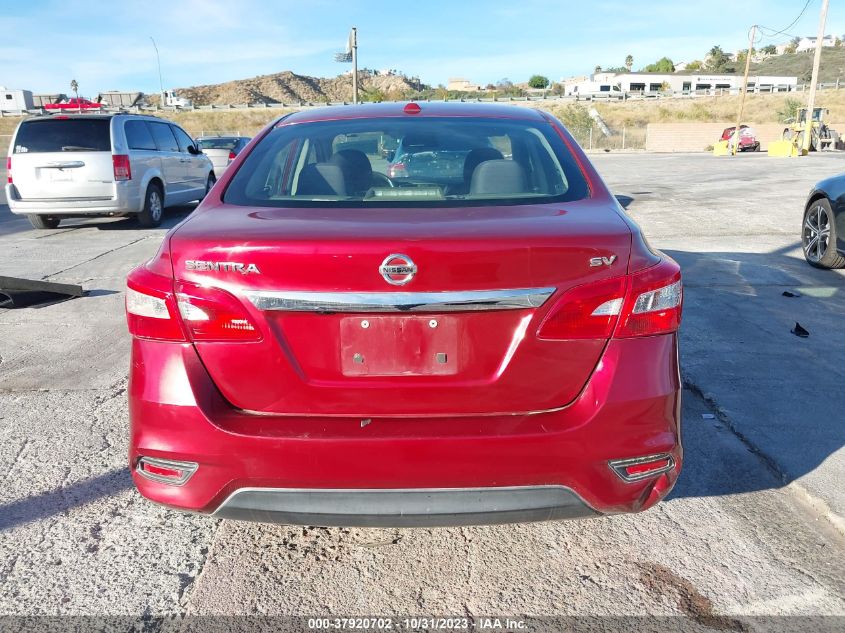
[5,182,141,216]
[214,486,597,527]
[129,334,683,526]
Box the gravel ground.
[0,154,844,631]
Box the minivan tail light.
[175,281,261,342]
[227,150,236,161]
[113,154,131,181]
[6,157,10,184]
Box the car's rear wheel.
[28,214,60,229]
[803,198,845,269]
[137,183,164,228]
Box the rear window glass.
[224,117,589,208]
[124,120,156,151]
[147,122,179,152]
[199,138,238,150]
[13,118,111,153]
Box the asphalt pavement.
[0,153,844,628]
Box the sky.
[1,0,844,95]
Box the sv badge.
[589,255,617,267]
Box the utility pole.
[802,0,829,154]
[150,37,164,105]
[351,27,359,105]
[732,25,756,156]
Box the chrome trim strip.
[245,287,555,313]
[212,485,599,527]
[607,453,676,483]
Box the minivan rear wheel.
[137,184,164,228]
[28,214,60,229]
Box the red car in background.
[44,97,102,111]
[125,102,683,527]
[721,125,760,152]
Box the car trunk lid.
[170,200,632,416]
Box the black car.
[803,173,845,268]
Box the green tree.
[706,45,731,71]
[685,60,703,71]
[761,44,777,55]
[528,74,550,89]
[643,57,675,73]
[778,97,802,123]
[625,54,633,71]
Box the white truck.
[162,89,192,108]
[564,81,625,100]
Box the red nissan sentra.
[125,103,682,527]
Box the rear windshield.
[199,138,238,150]
[223,117,589,208]
[13,118,111,153]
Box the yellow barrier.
[768,139,802,157]
[712,140,731,156]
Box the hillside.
[175,70,422,106]
[749,47,845,83]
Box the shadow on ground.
[666,241,845,505]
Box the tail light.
[537,276,627,340]
[387,162,407,178]
[175,281,261,342]
[227,150,236,161]
[6,157,11,184]
[125,266,261,342]
[616,259,682,338]
[537,258,682,340]
[126,267,185,341]
[113,154,131,181]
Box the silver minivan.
[5,114,215,229]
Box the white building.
[796,35,836,52]
[0,87,34,112]
[592,72,797,94]
[447,78,482,92]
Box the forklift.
[781,107,839,152]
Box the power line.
[757,0,814,40]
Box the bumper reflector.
[136,457,198,486]
[608,454,675,482]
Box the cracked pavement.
[0,155,844,628]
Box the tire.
[802,198,845,269]
[27,214,60,229]
[202,173,216,200]
[137,183,164,228]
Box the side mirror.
[187,144,200,155]
[386,151,395,162]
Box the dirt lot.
[1,153,844,631]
